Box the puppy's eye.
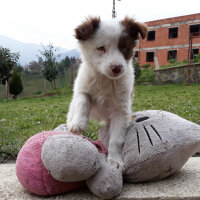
[97,46,106,52]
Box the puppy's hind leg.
[67,93,91,134]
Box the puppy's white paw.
[107,154,125,173]
[67,119,87,134]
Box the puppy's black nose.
[111,65,122,74]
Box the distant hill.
[59,49,80,61]
[0,35,80,65]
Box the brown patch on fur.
[118,33,136,60]
[119,17,148,60]
[75,17,100,40]
[121,17,148,40]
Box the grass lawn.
[0,84,200,162]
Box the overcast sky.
[0,0,200,50]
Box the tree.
[62,56,71,68]
[0,47,19,85]
[38,44,60,90]
[70,57,76,65]
[58,56,71,74]
[9,69,23,99]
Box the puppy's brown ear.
[121,17,148,40]
[75,17,100,41]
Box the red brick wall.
[137,13,200,67]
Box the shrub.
[142,64,151,69]
[136,68,155,84]
[168,59,177,64]
[134,63,141,80]
[9,69,23,99]
[192,54,200,63]
[160,54,200,69]
[182,60,188,64]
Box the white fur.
[67,19,134,172]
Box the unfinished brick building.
[136,13,200,67]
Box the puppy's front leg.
[107,113,129,172]
[67,93,90,134]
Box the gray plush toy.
[99,110,200,182]
[42,134,123,199]
[42,110,200,199]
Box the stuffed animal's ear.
[75,17,100,41]
[121,17,148,40]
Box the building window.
[134,51,138,58]
[146,52,154,62]
[190,24,200,34]
[192,49,199,59]
[147,31,155,41]
[168,50,177,61]
[169,27,178,38]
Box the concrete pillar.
[154,52,160,69]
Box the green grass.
[0,84,200,162]
[0,93,72,161]
[132,84,200,124]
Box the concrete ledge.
[1,158,200,200]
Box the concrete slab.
[1,158,200,200]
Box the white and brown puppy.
[67,17,147,172]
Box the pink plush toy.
[16,131,108,196]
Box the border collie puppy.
[67,17,147,172]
